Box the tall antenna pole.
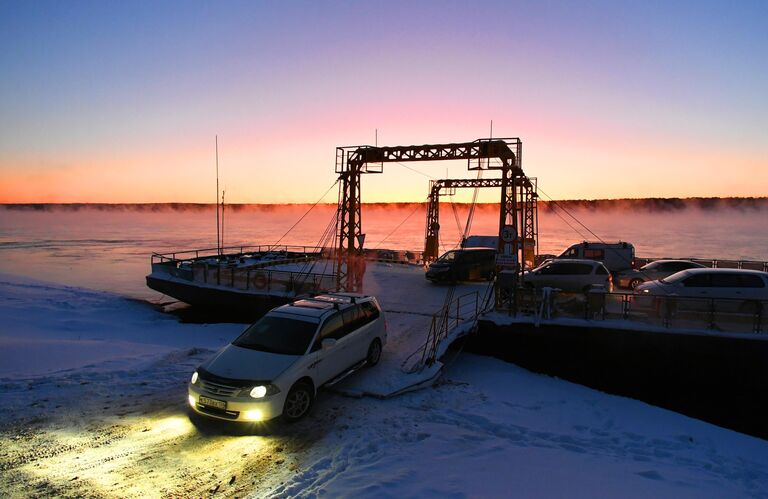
[215,135,220,256]
[221,189,225,252]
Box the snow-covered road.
[2,273,768,498]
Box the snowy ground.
[2,272,768,498]
[335,263,490,396]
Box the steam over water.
[1,201,767,300]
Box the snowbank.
[0,273,240,378]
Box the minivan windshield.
[233,316,318,355]
[436,251,458,263]
[558,246,578,258]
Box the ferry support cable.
[536,186,673,294]
[269,179,339,250]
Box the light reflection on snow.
[150,415,192,435]
[8,411,274,497]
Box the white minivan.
[523,259,612,292]
[557,241,635,272]
[188,293,386,423]
[635,268,768,300]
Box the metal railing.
[516,288,767,334]
[150,244,325,265]
[151,244,427,266]
[149,244,337,296]
[154,261,337,296]
[418,291,482,369]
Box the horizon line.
[2,195,768,206]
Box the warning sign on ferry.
[501,225,517,243]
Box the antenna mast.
[215,135,221,256]
[221,189,225,252]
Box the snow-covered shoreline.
[2,273,768,497]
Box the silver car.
[635,268,768,300]
[618,259,706,289]
[523,258,612,292]
[188,293,386,423]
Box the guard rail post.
[622,294,630,320]
[456,296,461,329]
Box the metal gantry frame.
[423,177,504,261]
[334,138,536,302]
[422,175,537,266]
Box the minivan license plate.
[199,396,226,410]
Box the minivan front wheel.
[283,381,314,422]
[367,339,382,367]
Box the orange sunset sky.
[1,1,766,204]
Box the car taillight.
[608,274,613,284]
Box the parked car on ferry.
[617,259,706,289]
[635,268,768,300]
[425,247,496,283]
[557,241,635,272]
[188,293,386,423]
[522,258,612,292]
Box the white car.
[617,259,706,289]
[523,258,612,292]
[188,293,386,423]
[635,268,768,300]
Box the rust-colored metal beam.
[336,138,521,173]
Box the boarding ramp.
[332,262,490,397]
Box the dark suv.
[425,247,496,283]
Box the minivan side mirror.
[321,338,337,350]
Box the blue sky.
[1,0,766,202]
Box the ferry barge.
[146,244,334,312]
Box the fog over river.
[1,200,767,300]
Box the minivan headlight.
[191,371,199,384]
[248,384,280,398]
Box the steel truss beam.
[336,140,518,170]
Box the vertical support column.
[495,160,520,311]
[522,179,538,271]
[336,162,363,292]
[424,181,441,262]
[336,172,351,291]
